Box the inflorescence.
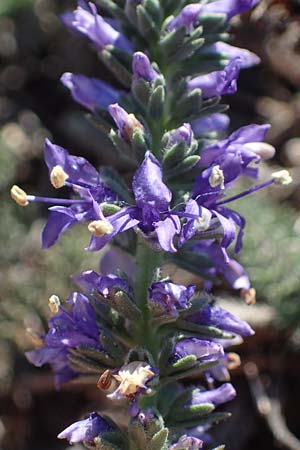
[12,0,292,449]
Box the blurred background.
[0,0,300,449]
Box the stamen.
[26,195,88,206]
[50,165,69,189]
[241,287,256,305]
[209,165,225,189]
[124,114,144,141]
[227,352,241,370]
[10,185,28,206]
[48,294,60,314]
[271,169,292,185]
[216,179,274,206]
[88,220,113,237]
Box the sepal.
[198,13,228,33]
[128,409,168,450]
[168,402,215,422]
[100,328,125,363]
[137,4,159,41]
[93,430,128,450]
[95,0,127,23]
[100,47,132,88]
[148,85,165,119]
[175,320,234,340]
[165,155,200,178]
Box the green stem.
[134,236,162,359]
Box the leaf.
[148,428,169,450]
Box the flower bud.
[132,52,158,83]
[108,103,144,142]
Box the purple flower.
[73,270,131,297]
[26,293,103,387]
[107,361,156,400]
[204,336,243,382]
[149,281,195,318]
[58,412,113,444]
[187,303,254,336]
[87,151,182,253]
[62,1,133,52]
[61,73,124,112]
[190,241,251,291]
[202,42,260,69]
[170,435,203,450]
[202,0,260,20]
[173,338,224,363]
[195,125,274,183]
[189,383,236,406]
[132,52,158,83]
[168,4,202,32]
[39,140,116,248]
[188,59,241,99]
[191,114,230,136]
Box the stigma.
[209,165,225,189]
[88,220,114,237]
[10,185,28,206]
[50,165,69,189]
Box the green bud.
[166,155,200,178]
[160,26,186,58]
[137,5,158,40]
[132,78,152,106]
[100,202,122,216]
[132,128,149,162]
[148,85,165,119]
[163,142,188,169]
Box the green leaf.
[147,428,169,450]
[170,403,215,422]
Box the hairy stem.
[134,236,162,359]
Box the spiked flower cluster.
[12,0,292,449]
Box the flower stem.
[134,236,162,359]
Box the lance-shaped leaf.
[169,402,215,422]
[148,428,169,450]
